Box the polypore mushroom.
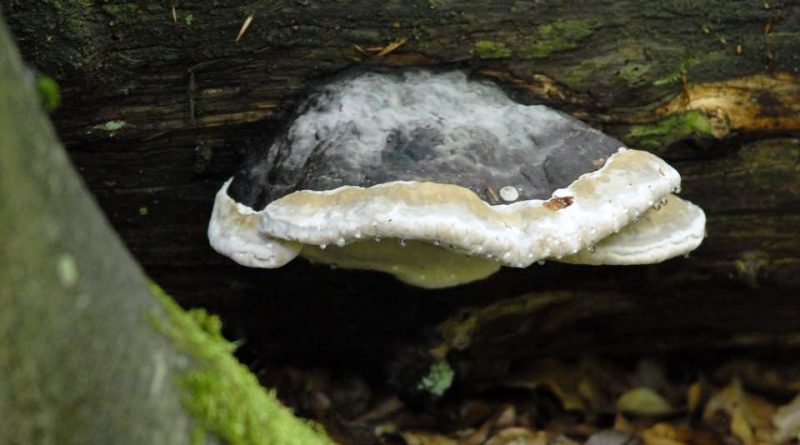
[208,70,705,288]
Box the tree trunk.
[0,15,199,444]
[0,14,335,445]
[3,1,799,381]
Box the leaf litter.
[258,355,800,445]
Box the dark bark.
[3,1,799,382]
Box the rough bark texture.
[3,1,799,383]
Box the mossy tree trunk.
[2,1,799,383]
[0,14,337,445]
[0,16,200,444]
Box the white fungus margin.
[209,148,706,288]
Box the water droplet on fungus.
[499,185,519,202]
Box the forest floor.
[258,353,800,445]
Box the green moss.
[470,20,594,63]
[617,62,654,88]
[416,360,454,397]
[184,14,195,26]
[523,19,593,59]
[652,57,697,86]
[149,284,338,445]
[560,44,648,90]
[94,120,126,132]
[625,110,714,149]
[561,60,599,89]
[35,75,60,111]
[473,40,512,59]
[559,42,692,91]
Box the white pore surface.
[280,70,568,178]
[208,179,300,268]
[260,148,690,268]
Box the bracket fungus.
[209,70,705,288]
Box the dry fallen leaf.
[688,377,710,416]
[617,387,675,416]
[484,428,551,445]
[716,361,800,395]
[586,429,641,445]
[703,378,776,445]
[503,358,623,415]
[400,432,460,445]
[773,393,800,443]
[641,423,686,445]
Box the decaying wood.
[3,1,799,380]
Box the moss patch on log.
[473,40,512,59]
[35,74,60,111]
[522,19,594,59]
[149,284,337,445]
[625,110,715,149]
[416,360,455,397]
[470,19,594,64]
